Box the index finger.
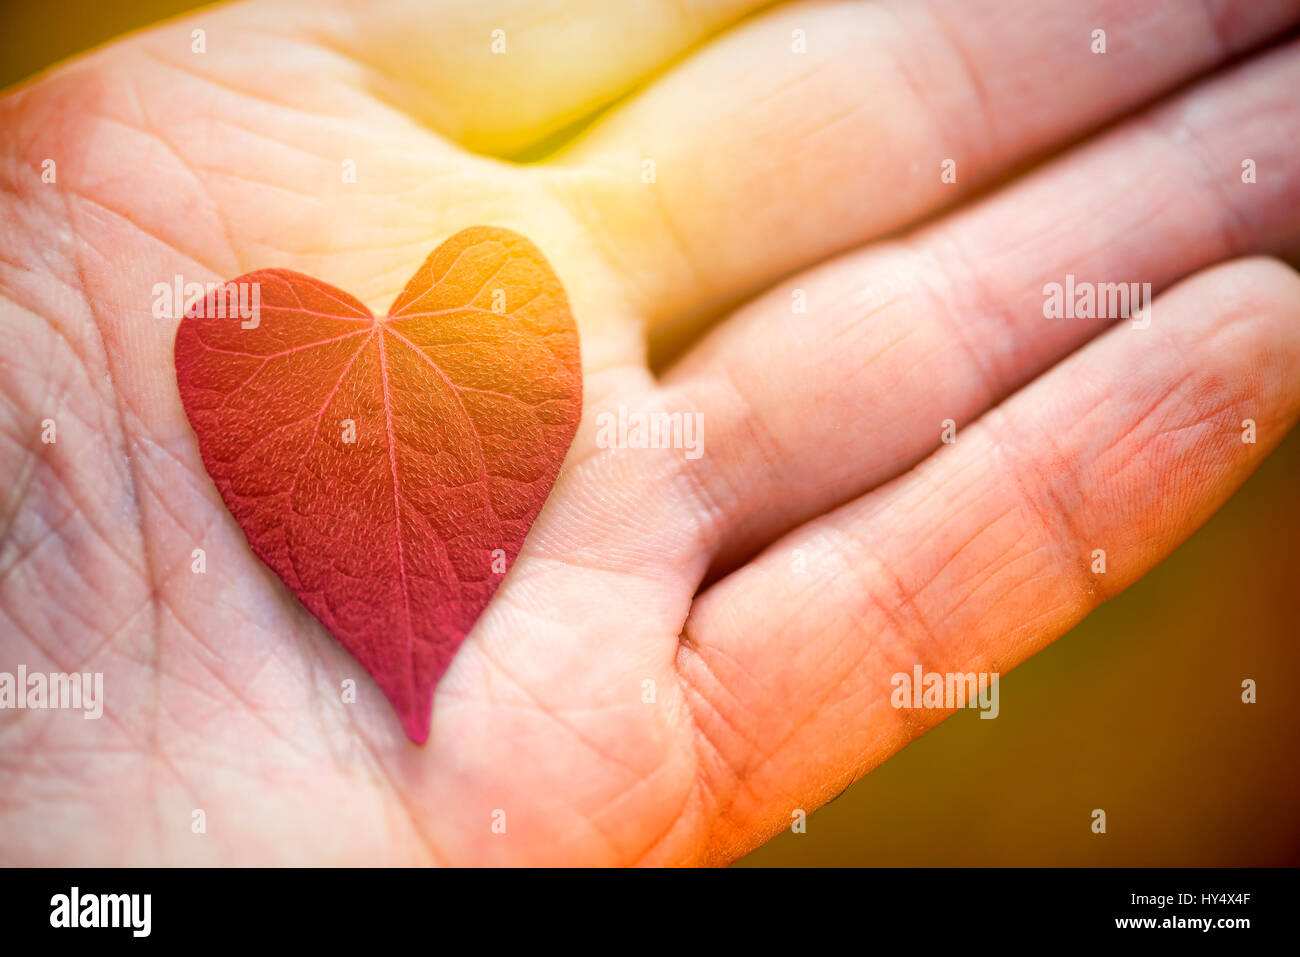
[557,0,1300,338]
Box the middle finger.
[656,39,1300,574]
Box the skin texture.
[1,0,1299,865]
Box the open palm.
[2,0,1299,865]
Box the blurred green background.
[4,0,1296,867]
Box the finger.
[658,38,1300,576]
[678,256,1300,862]
[557,0,1300,332]
[278,0,772,156]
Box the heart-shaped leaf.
[174,227,582,743]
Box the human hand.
[2,0,1298,865]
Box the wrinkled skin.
[2,0,1300,865]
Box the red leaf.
[174,227,582,743]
